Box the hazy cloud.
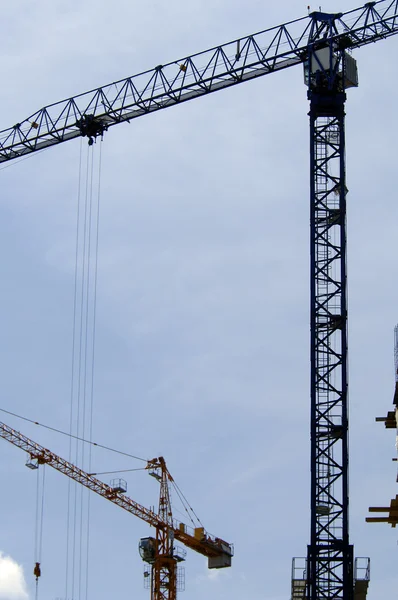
[0,553,28,600]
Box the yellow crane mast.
[0,420,233,600]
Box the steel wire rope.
[68,140,94,600]
[72,144,86,599]
[79,142,99,600]
[171,480,203,527]
[34,466,46,600]
[72,144,94,600]
[170,503,196,526]
[0,407,146,461]
[34,469,40,577]
[38,466,46,581]
[85,139,102,600]
[72,145,88,600]
[65,137,84,600]
[77,143,96,600]
[39,467,46,564]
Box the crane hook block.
[33,562,41,579]
[76,114,107,145]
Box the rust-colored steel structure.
[0,421,233,600]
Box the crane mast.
[150,457,178,600]
[1,2,398,599]
[306,16,354,600]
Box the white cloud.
[195,568,225,584]
[0,553,29,600]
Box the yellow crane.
[0,420,233,600]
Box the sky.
[0,1,398,599]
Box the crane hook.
[33,562,41,580]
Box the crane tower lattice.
[2,2,398,598]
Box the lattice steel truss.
[307,68,353,599]
[0,1,398,161]
[3,4,398,598]
[0,421,233,563]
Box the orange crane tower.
[0,420,233,600]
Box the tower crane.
[0,420,233,600]
[1,2,398,599]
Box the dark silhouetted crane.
[1,2,398,598]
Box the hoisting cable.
[171,480,204,528]
[33,465,46,600]
[0,407,147,461]
[82,138,103,600]
[77,141,97,600]
[85,138,103,600]
[39,467,46,575]
[66,136,84,600]
[34,468,40,597]
[71,139,94,600]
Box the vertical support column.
[152,555,177,600]
[152,457,177,600]
[307,86,353,599]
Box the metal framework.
[2,2,398,599]
[0,416,232,599]
[148,457,178,600]
[307,26,352,597]
[0,1,398,161]
[0,421,233,571]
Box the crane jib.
[1,1,398,598]
[0,0,398,161]
[0,420,233,568]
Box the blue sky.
[0,1,397,599]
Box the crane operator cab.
[303,12,358,92]
[304,46,358,91]
[139,536,187,563]
[139,537,157,564]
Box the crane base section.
[291,557,370,599]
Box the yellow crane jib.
[0,420,233,600]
